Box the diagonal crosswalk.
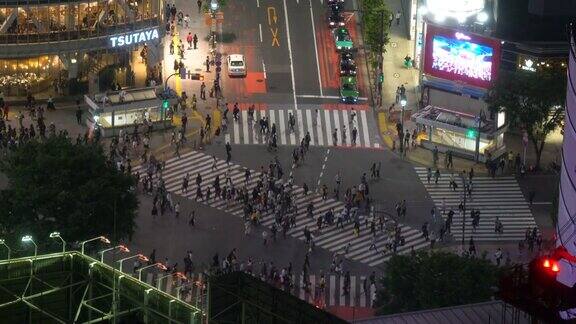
[133,152,429,267]
[221,108,380,149]
[414,167,537,241]
[144,271,377,308]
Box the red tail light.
[543,259,551,268]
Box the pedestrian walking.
[197,0,202,12]
[427,167,432,184]
[174,202,180,218]
[200,82,206,100]
[205,56,211,72]
[193,34,198,49]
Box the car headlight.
[340,70,345,74]
[330,22,335,25]
[353,98,358,102]
[339,22,345,26]
[337,46,342,49]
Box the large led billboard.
[423,24,501,88]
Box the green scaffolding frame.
[0,251,203,323]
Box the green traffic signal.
[466,129,478,139]
[162,99,169,110]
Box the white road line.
[324,109,332,146]
[305,109,314,145]
[241,110,249,144]
[339,276,345,306]
[342,112,351,145]
[296,109,305,142]
[282,0,298,110]
[256,0,260,7]
[296,94,369,100]
[359,276,366,307]
[233,117,240,144]
[259,23,263,42]
[309,0,323,96]
[360,110,370,147]
[262,60,267,79]
[225,133,231,144]
[329,275,335,306]
[316,109,324,145]
[350,279,356,307]
[333,110,341,145]
[276,110,287,145]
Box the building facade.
[0,0,165,98]
[556,25,576,293]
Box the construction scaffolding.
[0,251,203,323]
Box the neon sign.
[109,28,159,48]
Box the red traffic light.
[551,262,560,273]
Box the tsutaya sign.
[109,28,159,48]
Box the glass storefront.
[428,127,491,153]
[0,0,160,43]
[0,55,64,96]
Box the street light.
[0,239,11,261]
[156,272,187,290]
[210,0,219,12]
[49,232,66,253]
[137,262,168,281]
[99,244,130,263]
[81,236,110,255]
[117,253,149,273]
[21,235,38,257]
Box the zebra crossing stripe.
[305,110,314,145]
[315,110,323,145]
[342,112,351,144]
[288,110,297,145]
[333,110,341,146]
[297,109,305,143]
[414,166,537,241]
[329,275,336,306]
[137,153,429,266]
[241,111,249,143]
[324,110,333,146]
[360,110,370,147]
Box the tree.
[374,251,499,315]
[485,68,566,169]
[0,136,138,255]
[361,0,391,64]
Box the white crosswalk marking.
[414,167,537,241]
[305,109,314,145]
[324,110,333,146]
[315,110,324,145]
[134,152,429,267]
[288,110,296,145]
[219,108,380,148]
[359,110,370,147]
[221,109,380,148]
[296,109,305,143]
[147,271,377,308]
[241,110,249,143]
[333,111,341,146]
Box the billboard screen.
[424,24,500,88]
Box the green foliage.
[361,0,391,54]
[0,136,138,255]
[485,68,566,168]
[374,251,499,315]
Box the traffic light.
[542,257,560,273]
[466,128,478,139]
[378,73,383,83]
[162,99,169,110]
